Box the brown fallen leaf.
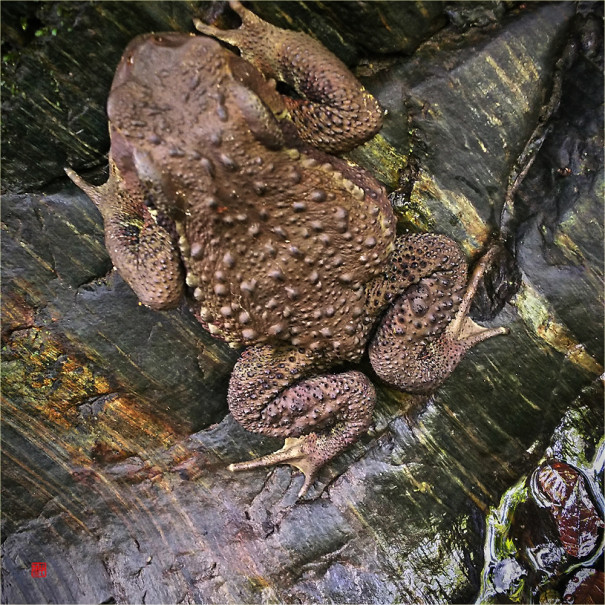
[537,461,604,558]
[563,568,604,604]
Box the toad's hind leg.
[227,345,375,497]
[369,239,508,393]
[194,1,383,152]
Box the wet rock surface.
[477,384,604,603]
[2,2,602,603]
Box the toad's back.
[108,32,396,357]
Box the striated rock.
[249,1,447,58]
[367,2,577,250]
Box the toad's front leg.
[227,345,375,498]
[65,137,184,310]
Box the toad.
[66,1,507,497]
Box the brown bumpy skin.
[66,2,507,498]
